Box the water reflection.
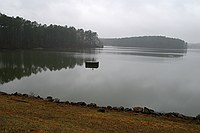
[103,46,187,58]
[0,47,187,84]
[0,50,95,84]
[2,47,200,117]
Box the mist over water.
[0,47,200,116]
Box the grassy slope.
[0,94,200,133]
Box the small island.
[101,36,187,49]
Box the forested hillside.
[0,13,103,49]
[101,36,187,49]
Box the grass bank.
[0,92,200,133]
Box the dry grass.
[0,94,200,133]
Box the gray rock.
[164,112,185,119]
[46,96,52,99]
[143,107,155,114]
[54,98,60,103]
[184,116,195,120]
[64,101,70,104]
[119,106,125,111]
[36,95,43,99]
[124,108,132,112]
[12,92,22,96]
[22,94,29,97]
[77,102,86,106]
[174,113,185,119]
[112,107,119,111]
[46,96,53,102]
[0,92,7,95]
[70,102,77,105]
[164,113,175,117]
[106,106,112,110]
[87,103,97,108]
[152,111,163,116]
[133,107,143,113]
[196,114,200,120]
[97,108,106,113]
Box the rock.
[22,94,29,97]
[124,108,132,112]
[87,103,97,108]
[152,111,163,116]
[184,116,195,120]
[112,107,119,111]
[77,102,86,106]
[36,95,43,100]
[58,101,65,104]
[101,107,106,109]
[119,106,125,111]
[174,113,185,119]
[143,107,155,114]
[97,108,106,113]
[164,113,175,117]
[64,101,70,104]
[164,112,185,119]
[178,114,185,119]
[46,96,53,102]
[133,107,143,113]
[106,106,112,110]
[12,92,22,96]
[70,102,77,105]
[0,92,7,95]
[54,98,60,103]
[164,112,177,118]
[112,106,123,111]
[196,114,200,120]
[47,96,52,99]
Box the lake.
[0,46,200,116]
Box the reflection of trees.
[122,49,187,58]
[104,47,187,58]
[0,50,93,84]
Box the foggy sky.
[0,0,200,43]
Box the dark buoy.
[85,61,99,69]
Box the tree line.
[0,13,103,49]
[101,36,187,49]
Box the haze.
[0,0,200,43]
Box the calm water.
[0,47,200,116]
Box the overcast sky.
[0,0,200,43]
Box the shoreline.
[1,91,199,121]
[1,91,200,132]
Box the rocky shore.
[1,91,200,122]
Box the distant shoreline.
[100,36,187,50]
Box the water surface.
[0,47,200,116]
